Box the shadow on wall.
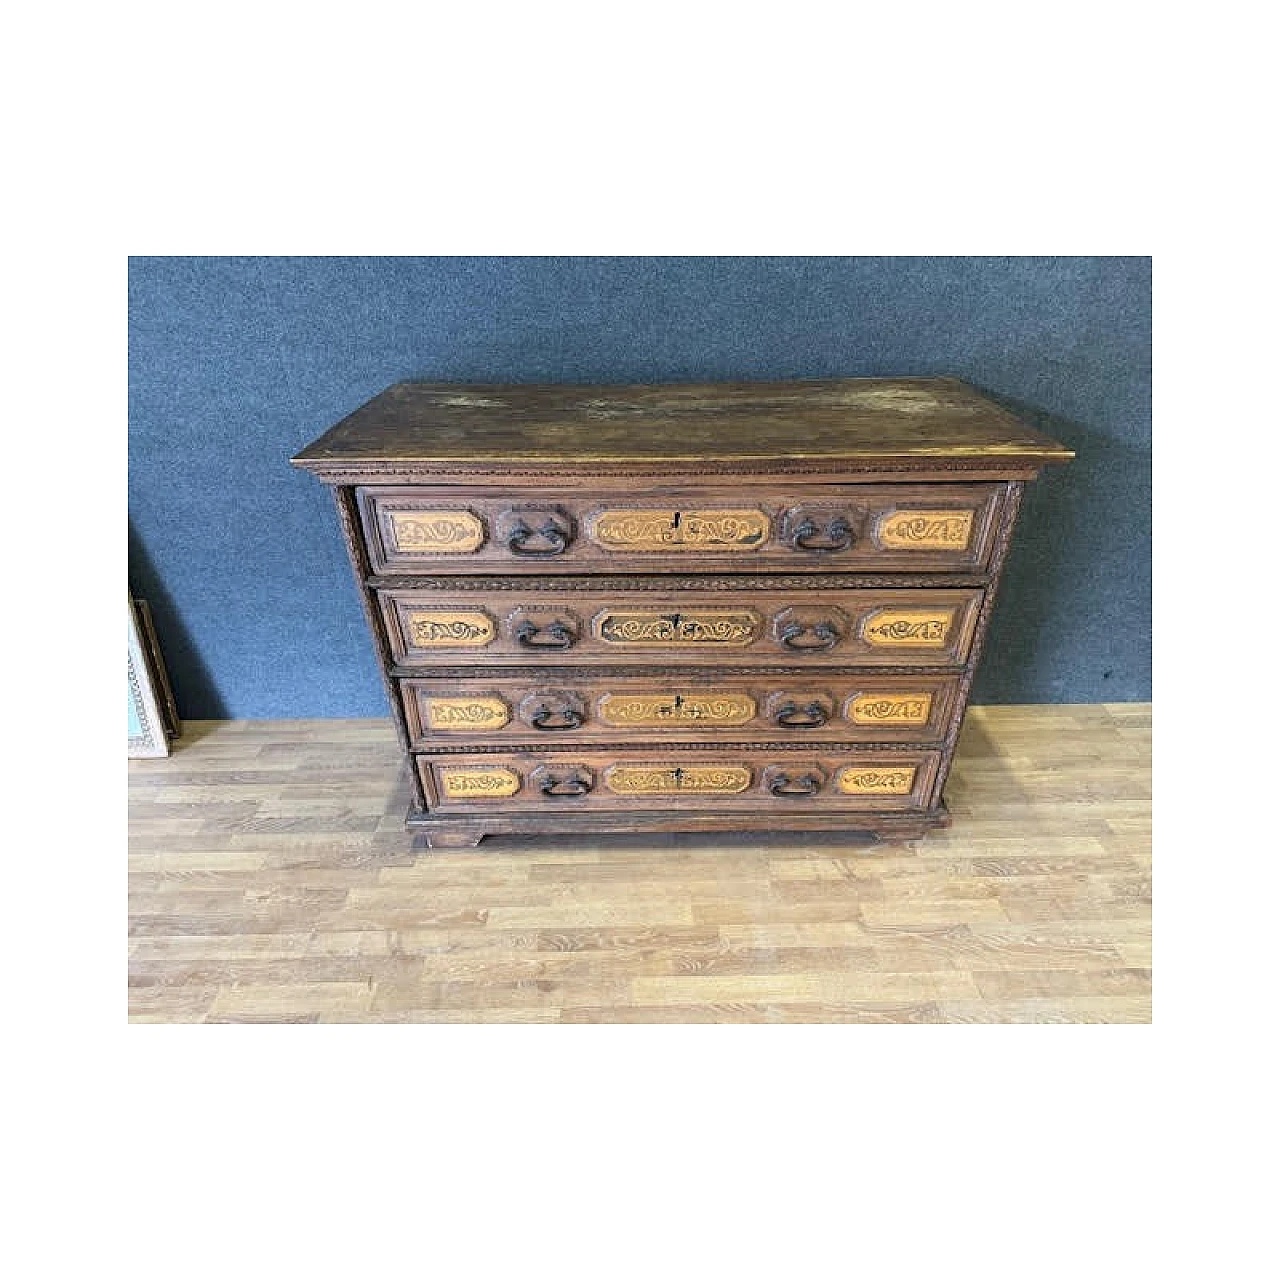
[128,520,228,721]
[969,386,1151,704]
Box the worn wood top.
[291,378,1072,472]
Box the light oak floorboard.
[128,704,1151,1023]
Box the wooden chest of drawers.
[292,378,1071,848]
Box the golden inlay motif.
[425,696,511,731]
[389,509,484,553]
[591,508,769,551]
[606,765,752,795]
[876,509,974,550]
[406,611,495,647]
[598,610,760,646]
[847,693,933,725]
[598,692,756,727]
[836,766,917,795]
[862,610,954,647]
[438,766,521,799]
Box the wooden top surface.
[292,377,1072,470]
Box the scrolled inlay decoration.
[388,509,485,553]
[407,611,496,647]
[846,694,932,725]
[425,697,511,731]
[438,766,522,799]
[598,610,759,646]
[598,692,756,727]
[835,766,917,795]
[606,764,752,795]
[877,509,974,550]
[591,508,768,551]
[862,610,953,647]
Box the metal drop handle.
[775,700,829,728]
[529,703,584,731]
[515,620,576,650]
[791,516,853,552]
[768,772,822,797]
[539,772,592,797]
[507,519,570,556]
[780,622,840,652]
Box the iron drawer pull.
[539,773,592,797]
[780,622,840,652]
[775,700,829,729]
[507,519,570,556]
[791,516,853,552]
[768,772,822,798]
[529,704,584,731]
[515,620,576,650]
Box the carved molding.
[414,742,945,757]
[373,573,988,593]
[303,457,1046,484]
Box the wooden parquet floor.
[128,704,1151,1023]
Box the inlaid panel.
[387,509,485,554]
[862,609,956,648]
[845,692,934,727]
[605,765,754,795]
[589,508,769,551]
[836,765,918,795]
[419,749,942,813]
[402,610,496,648]
[597,610,760,646]
[423,696,512,732]
[380,585,982,668]
[875,509,975,550]
[597,692,758,728]
[358,484,1007,574]
[435,765,522,800]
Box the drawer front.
[358,483,1006,574]
[401,673,961,747]
[419,749,942,813]
[380,586,983,669]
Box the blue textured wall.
[128,256,1150,719]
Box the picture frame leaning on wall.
[128,592,179,758]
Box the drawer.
[379,584,984,669]
[418,749,942,813]
[357,483,1007,574]
[401,672,962,747]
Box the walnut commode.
[292,378,1071,849]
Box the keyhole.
[672,511,682,529]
